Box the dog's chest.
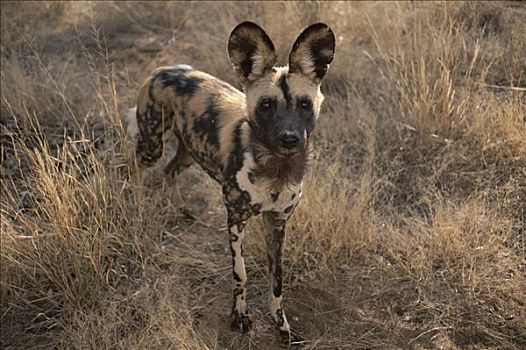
[235,152,302,213]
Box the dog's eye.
[258,100,272,111]
[299,99,312,110]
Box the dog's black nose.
[279,131,300,150]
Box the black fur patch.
[251,97,278,151]
[272,252,283,298]
[224,120,246,177]
[284,205,294,214]
[233,270,242,282]
[271,192,280,202]
[310,32,335,80]
[277,74,293,108]
[192,97,221,147]
[157,68,203,96]
[233,287,243,298]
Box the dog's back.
[133,64,246,182]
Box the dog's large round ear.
[289,23,335,83]
[228,22,277,85]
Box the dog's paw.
[231,311,252,334]
[279,328,292,346]
[279,328,304,348]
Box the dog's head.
[228,22,335,156]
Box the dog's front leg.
[227,210,252,333]
[263,211,292,342]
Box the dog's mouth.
[279,148,300,156]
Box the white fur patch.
[124,107,138,142]
[299,51,316,76]
[231,234,247,282]
[271,295,283,314]
[249,52,266,79]
[271,294,290,331]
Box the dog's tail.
[123,106,138,142]
[121,106,139,163]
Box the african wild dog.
[131,22,335,343]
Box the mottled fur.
[131,22,335,345]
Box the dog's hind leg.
[163,134,194,179]
[136,100,174,168]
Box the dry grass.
[1,1,525,349]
